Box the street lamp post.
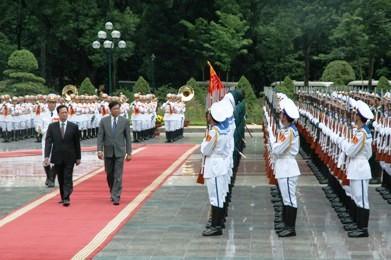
[92,21,126,95]
[151,53,156,91]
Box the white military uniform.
[271,123,301,207]
[342,125,372,209]
[201,124,230,208]
[161,100,174,132]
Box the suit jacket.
[44,121,81,164]
[97,116,132,158]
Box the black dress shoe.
[113,201,120,205]
[382,194,391,200]
[278,227,296,237]
[340,217,354,225]
[335,207,347,213]
[348,228,369,237]
[337,212,350,218]
[202,226,222,236]
[344,223,358,231]
[376,186,387,192]
[63,200,70,207]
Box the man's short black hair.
[109,101,121,110]
[56,104,68,113]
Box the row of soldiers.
[0,93,131,143]
[199,90,246,236]
[263,87,391,238]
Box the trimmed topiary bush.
[377,76,391,92]
[133,76,151,94]
[1,49,49,95]
[321,60,355,85]
[79,77,96,95]
[237,75,261,124]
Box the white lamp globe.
[97,31,107,39]
[105,21,113,30]
[103,40,113,49]
[111,30,120,39]
[92,41,101,49]
[118,40,126,48]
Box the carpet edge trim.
[72,144,199,259]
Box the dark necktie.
[51,111,53,117]
[61,122,65,138]
[112,118,117,135]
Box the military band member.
[269,98,301,237]
[0,95,12,142]
[161,94,175,143]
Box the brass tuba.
[62,85,78,101]
[178,85,194,102]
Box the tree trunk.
[304,45,311,87]
[40,38,47,80]
[16,0,23,49]
[368,55,375,91]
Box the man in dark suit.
[44,105,81,207]
[97,101,132,205]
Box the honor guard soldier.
[269,98,301,237]
[201,100,231,236]
[37,94,59,187]
[340,100,374,237]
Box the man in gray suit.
[97,101,132,205]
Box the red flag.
[207,61,225,108]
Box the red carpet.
[0,146,98,158]
[0,144,196,259]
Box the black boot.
[278,206,297,237]
[348,207,369,237]
[275,206,287,232]
[202,206,223,236]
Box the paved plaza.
[0,132,390,259]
